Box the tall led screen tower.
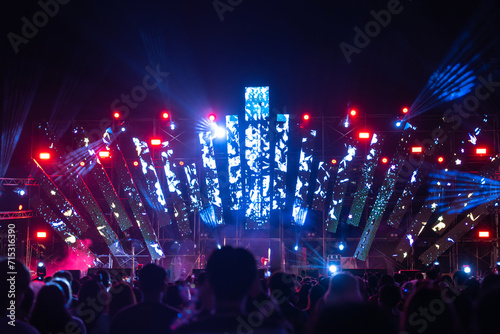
[244,87,271,229]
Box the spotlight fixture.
[150,139,162,146]
[161,111,170,119]
[208,114,216,122]
[39,152,51,160]
[36,231,47,238]
[402,107,409,114]
[79,161,85,167]
[133,161,139,167]
[476,148,487,155]
[331,159,337,164]
[411,146,423,153]
[358,131,370,139]
[478,231,490,238]
[113,112,121,119]
[437,156,444,163]
[463,265,471,274]
[350,109,357,117]
[381,157,388,164]
[339,243,345,251]
[98,151,110,158]
[303,114,310,121]
[294,245,299,251]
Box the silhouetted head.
[324,273,362,305]
[269,272,295,299]
[206,246,257,302]
[138,263,167,294]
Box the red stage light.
[36,231,47,239]
[39,152,51,160]
[98,151,110,158]
[437,156,444,163]
[402,107,409,114]
[331,159,337,164]
[476,148,487,155]
[411,146,423,153]
[79,161,85,167]
[162,111,169,119]
[478,231,490,238]
[150,139,162,146]
[350,109,357,117]
[381,157,388,164]
[179,161,184,166]
[113,112,121,119]
[358,132,370,139]
[208,114,216,122]
[133,161,139,167]
[303,114,310,121]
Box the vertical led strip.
[33,160,91,238]
[273,114,289,210]
[109,136,164,260]
[393,199,439,262]
[292,130,316,226]
[244,86,271,229]
[348,134,384,227]
[226,115,243,210]
[354,126,416,261]
[160,142,194,234]
[326,141,357,233]
[132,138,171,226]
[31,196,95,262]
[184,163,203,213]
[35,124,123,255]
[198,133,224,226]
[386,168,425,228]
[311,161,335,211]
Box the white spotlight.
[329,265,338,273]
[294,245,299,251]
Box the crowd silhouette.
[2,246,500,334]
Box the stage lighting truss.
[292,130,316,226]
[199,132,223,226]
[273,114,290,210]
[160,142,193,235]
[326,140,358,233]
[244,87,271,230]
[226,115,243,210]
[354,126,415,261]
[132,138,171,227]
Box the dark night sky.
[2,0,500,176]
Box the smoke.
[45,239,94,277]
